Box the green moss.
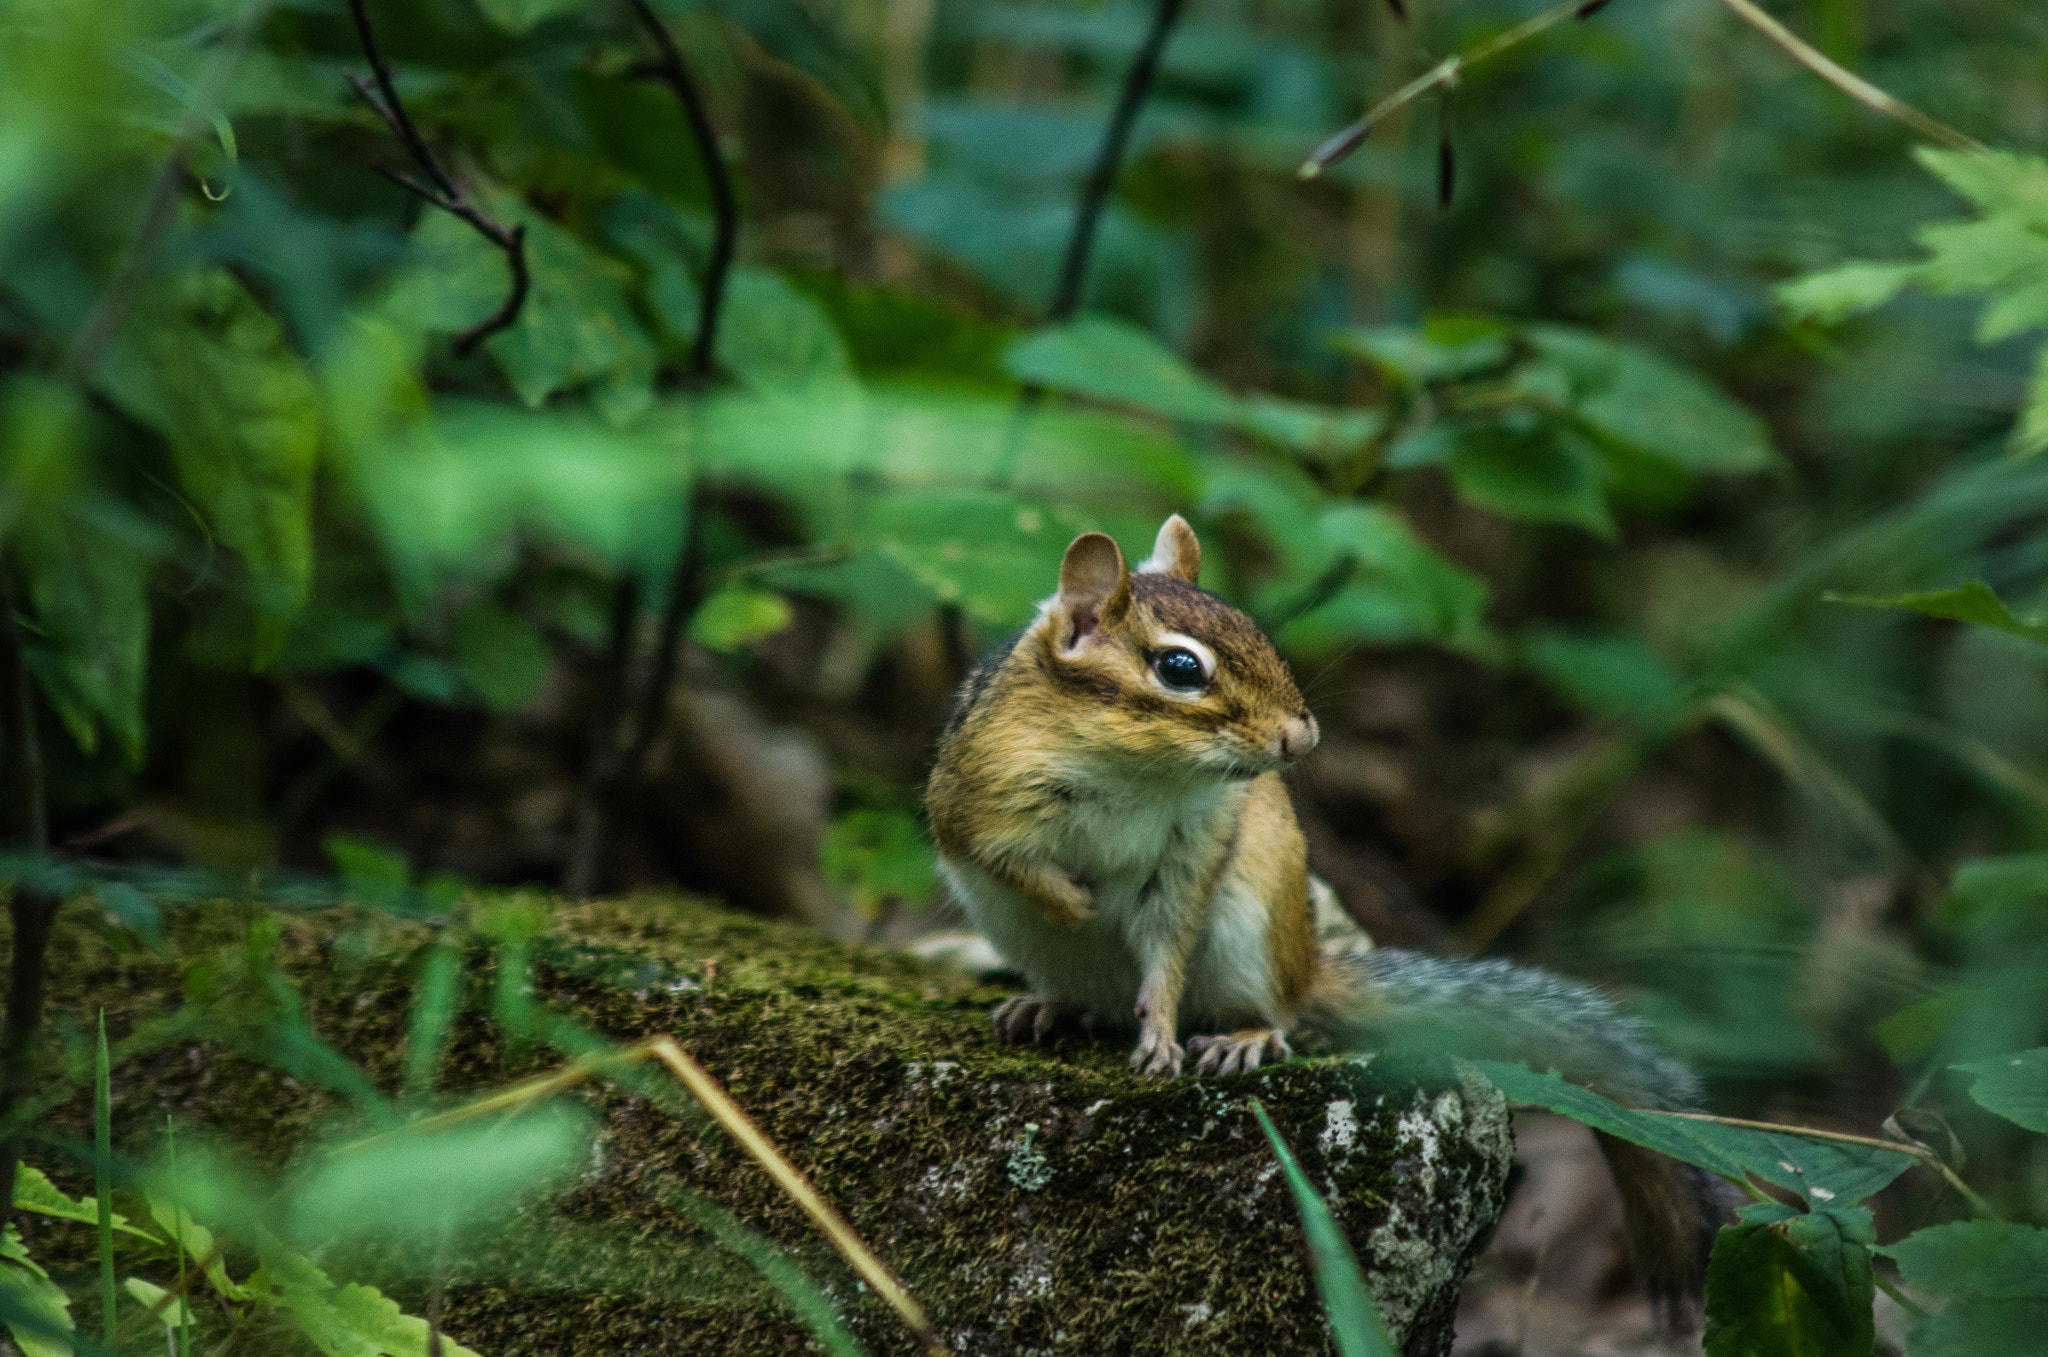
[18,895,1510,1356]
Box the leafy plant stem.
[1047,0,1186,322]
[1873,1269,1929,1320]
[625,0,737,380]
[620,486,710,792]
[0,608,55,1240]
[96,1010,115,1347]
[343,0,529,354]
[168,1116,191,1357]
[563,573,643,897]
[1713,0,1979,150]
[1667,1110,2004,1218]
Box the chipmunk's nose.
[1277,713,1319,763]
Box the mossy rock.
[25,895,1511,1356]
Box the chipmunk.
[925,515,1730,1322]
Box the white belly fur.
[941,777,1284,1034]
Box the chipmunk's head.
[1034,515,1317,778]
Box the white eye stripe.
[1155,632,1215,687]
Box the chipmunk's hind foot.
[1186,1028,1290,1076]
[992,997,1092,1045]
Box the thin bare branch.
[1300,0,1581,180]
[1714,0,1980,151]
[626,0,738,379]
[344,0,529,353]
[1050,0,1187,321]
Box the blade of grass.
[1247,1098,1397,1357]
[404,936,464,1103]
[167,1117,190,1357]
[661,1185,871,1357]
[95,1010,115,1348]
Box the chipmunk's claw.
[1129,1026,1184,1079]
[1187,1029,1290,1076]
[992,997,1086,1045]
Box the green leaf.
[1827,581,2048,645]
[1003,315,1241,424]
[14,507,152,762]
[387,201,657,428]
[2019,346,2048,457]
[119,270,320,665]
[0,1226,73,1357]
[1704,1202,1876,1357]
[1525,325,1775,476]
[1444,426,1615,537]
[122,1277,194,1330]
[1477,1062,1917,1205]
[1906,1300,2048,1357]
[1238,394,1383,464]
[690,585,794,652]
[246,1231,481,1357]
[475,0,586,32]
[1526,631,1687,723]
[13,1164,158,1242]
[1950,1049,2048,1131]
[820,808,935,920]
[143,1191,245,1301]
[325,833,409,912]
[1944,853,2048,920]
[719,267,857,392]
[1879,1220,2048,1300]
[453,601,551,712]
[1333,316,1513,386]
[1775,261,1921,325]
[286,1107,592,1246]
[1246,1099,1397,1357]
[864,492,1097,626]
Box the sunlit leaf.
[691,584,794,651]
[1526,325,1775,476]
[475,0,587,32]
[0,1225,72,1357]
[820,808,935,919]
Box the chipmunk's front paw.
[1036,868,1096,930]
[1187,1029,1291,1076]
[1129,1026,1184,1080]
[992,997,1088,1045]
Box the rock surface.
[33,896,1512,1356]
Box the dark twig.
[0,606,55,1238]
[626,0,738,378]
[622,489,710,786]
[1047,0,1187,322]
[563,575,643,899]
[344,0,529,354]
[560,3,740,897]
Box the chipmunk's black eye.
[1153,647,1206,690]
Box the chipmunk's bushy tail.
[1303,948,1735,1329]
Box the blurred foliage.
[4,0,2048,1343]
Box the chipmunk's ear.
[1056,531,1132,648]
[1136,513,1201,583]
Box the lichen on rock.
[28,895,1512,1356]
